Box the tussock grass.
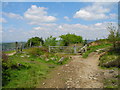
[82,43,112,58]
[2,47,70,88]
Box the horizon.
[1,2,118,42]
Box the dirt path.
[6,52,16,56]
[37,52,104,88]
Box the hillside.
[1,42,26,51]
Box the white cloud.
[24,5,57,25]
[74,2,117,20]
[94,23,102,26]
[3,21,117,42]
[0,17,7,23]
[64,16,70,21]
[33,27,47,30]
[109,13,117,19]
[3,12,23,19]
[27,22,115,40]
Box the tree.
[59,33,83,46]
[25,37,44,47]
[83,39,87,46]
[107,23,120,48]
[44,36,57,47]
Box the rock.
[57,73,60,75]
[67,83,70,86]
[109,70,114,73]
[43,83,46,85]
[67,86,70,88]
[76,81,80,83]
[21,56,24,57]
[27,55,30,57]
[58,57,64,63]
[51,57,56,61]
[69,78,72,81]
[65,64,69,67]
[93,77,97,80]
[45,58,49,61]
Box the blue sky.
[1,2,118,42]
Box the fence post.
[20,43,22,52]
[40,42,42,46]
[74,44,77,54]
[15,42,18,53]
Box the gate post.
[74,44,77,54]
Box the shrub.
[27,47,44,57]
[2,53,10,86]
[2,52,8,63]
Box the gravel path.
[38,52,104,88]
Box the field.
[2,47,70,88]
[2,40,120,88]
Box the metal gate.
[49,46,82,54]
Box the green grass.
[2,47,70,88]
[99,47,120,68]
[99,66,119,70]
[99,54,119,64]
[98,46,120,89]
[104,79,118,88]
[3,50,15,54]
[82,43,112,58]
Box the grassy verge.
[104,79,118,88]
[82,43,112,58]
[3,50,15,54]
[99,47,120,88]
[99,53,119,66]
[2,47,70,88]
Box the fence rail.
[49,44,87,54]
[2,44,88,54]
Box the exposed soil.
[6,52,16,56]
[37,52,105,88]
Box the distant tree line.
[25,33,83,47]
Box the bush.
[25,37,44,47]
[44,36,57,47]
[2,53,10,86]
[59,33,83,46]
[27,47,44,57]
[2,52,8,63]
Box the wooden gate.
[48,45,87,54]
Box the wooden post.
[15,42,18,53]
[85,45,87,52]
[40,42,42,46]
[74,44,77,54]
[20,43,22,52]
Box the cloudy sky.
[1,2,118,42]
